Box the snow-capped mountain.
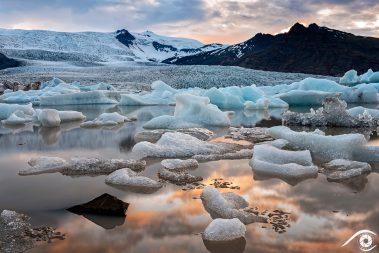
[0,28,225,64]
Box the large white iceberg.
[33,109,86,127]
[250,139,318,180]
[143,94,231,129]
[267,126,368,161]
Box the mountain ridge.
[164,23,379,76]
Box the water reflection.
[0,105,378,253]
[67,213,126,230]
[203,237,246,253]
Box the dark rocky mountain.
[164,23,379,76]
[0,53,20,70]
[115,29,136,47]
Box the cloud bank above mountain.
[1,0,379,44]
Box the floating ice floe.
[203,218,246,242]
[143,94,231,129]
[200,187,266,224]
[283,97,379,127]
[0,78,119,105]
[119,80,178,106]
[161,158,199,171]
[19,157,145,176]
[33,109,86,127]
[267,126,369,161]
[0,103,35,120]
[322,159,371,182]
[1,110,33,125]
[225,127,274,143]
[81,112,133,127]
[158,168,203,185]
[192,149,253,162]
[134,128,214,143]
[105,168,163,193]
[250,139,318,180]
[133,132,245,159]
[339,69,379,85]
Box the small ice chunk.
[226,127,274,143]
[0,103,35,120]
[158,168,203,185]
[222,192,249,209]
[58,111,86,122]
[161,159,199,171]
[200,187,266,224]
[192,149,253,162]
[322,159,371,181]
[37,109,61,127]
[203,218,246,241]
[21,156,69,175]
[134,128,214,143]
[105,168,163,191]
[339,70,359,86]
[81,112,132,127]
[1,110,32,125]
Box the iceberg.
[132,132,243,159]
[161,158,199,171]
[119,80,178,106]
[283,97,378,127]
[1,110,33,125]
[81,112,133,127]
[0,103,35,119]
[143,94,230,129]
[267,126,368,161]
[36,109,61,127]
[105,168,163,193]
[339,70,359,86]
[200,187,266,224]
[203,218,246,242]
[322,159,371,182]
[38,90,119,106]
[158,168,203,185]
[276,90,340,106]
[250,140,318,180]
[19,157,146,176]
[134,128,214,143]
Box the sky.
[1,0,379,44]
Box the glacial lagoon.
[0,105,378,253]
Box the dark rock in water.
[80,214,125,229]
[67,193,129,217]
[203,237,246,253]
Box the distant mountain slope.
[0,52,19,70]
[165,23,379,76]
[0,28,225,64]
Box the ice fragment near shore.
[203,218,246,241]
[81,112,132,127]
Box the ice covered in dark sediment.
[19,157,145,176]
[200,187,266,224]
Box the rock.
[134,128,214,143]
[322,159,371,181]
[161,158,198,171]
[222,192,249,209]
[192,149,253,162]
[158,168,203,185]
[225,127,274,143]
[19,157,146,176]
[203,218,246,241]
[105,168,163,193]
[67,193,129,216]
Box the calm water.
[0,105,378,253]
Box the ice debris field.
[1,69,379,129]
